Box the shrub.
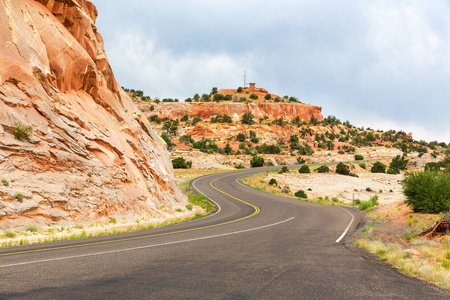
[186,204,193,211]
[316,165,330,173]
[294,190,308,199]
[371,161,386,173]
[241,112,254,125]
[15,193,24,202]
[280,166,289,173]
[12,121,33,141]
[26,224,38,232]
[335,162,350,175]
[402,171,450,213]
[234,163,245,169]
[389,155,409,173]
[359,163,366,169]
[237,87,243,93]
[269,178,278,186]
[1,179,9,186]
[249,93,258,100]
[297,157,305,164]
[264,94,272,100]
[5,231,16,238]
[387,167,398,174]
[172,157,192,169]
[250,156,264,167]
[299,165,310,173]
[359,196,379,211]
[236,133,246,142]
[425,162,441,172]
[354,154,364,161]
[192,117,202,125]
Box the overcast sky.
[93,0,450,143]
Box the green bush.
[264,94,272,100]
[280,166,288,173]
[234,163,245,169]
[236,133,246,142]
[237,87,243,93]
[298,165,310,173]
[241,112,254,125]
[297,157,305,164]
[316,165,330,173]
[359,195,379,211]
[186,204,193,211]
[294,190,308,199]
[249,93,258,100]
[1,179,9,186]
[354,154,364,161]
[250,156,264,167]
[12,121,33,141]
[335,162,350,175]
[359,163,366,169]
[402,171,450,213]
[192,117,202,125]
[15,193,24,201]
[425,162,441,172]
[172,157,192,169]
[389,155,409,173]
[371,161,386,173]
[269,178,278,186]
[26,224,38,232]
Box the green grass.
[26,224,38,232]
[359,196,379,211]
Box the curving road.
[0,167,448,299]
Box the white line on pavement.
[0,217,295,268]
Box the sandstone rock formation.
[0,0,185,231]
[137,102,323,122]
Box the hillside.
[0,0,185,231]
[128,85,448,170]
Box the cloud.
[104,30,251,99]
[93,0,450,142]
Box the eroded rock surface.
[0,0,185,231]
[137,102,323,122]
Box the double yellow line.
[0,173,260,257]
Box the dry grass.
[354,202,450,289]
[240,170,350,206]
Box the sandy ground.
[266,170,404,204]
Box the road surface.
[0,167,448,299]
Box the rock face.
[0,0,185,230]
[137,102,324,122]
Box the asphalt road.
[0,166,448,299]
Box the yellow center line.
[0,171,260,257]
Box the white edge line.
[335,207,355,243]
[237,174,355,244]
[191,175,222,220]
[0,217,295,269]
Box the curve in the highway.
[0,166,449,299]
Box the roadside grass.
[0,168,226,248]
[0,213,207,248]
[354,203,450,290]
[240,170,351,207]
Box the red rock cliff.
[0,0,185,230]
[137,102,323,122]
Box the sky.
[92,0,450,143]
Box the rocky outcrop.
[0,0,185,231]
[137,102,323,122]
